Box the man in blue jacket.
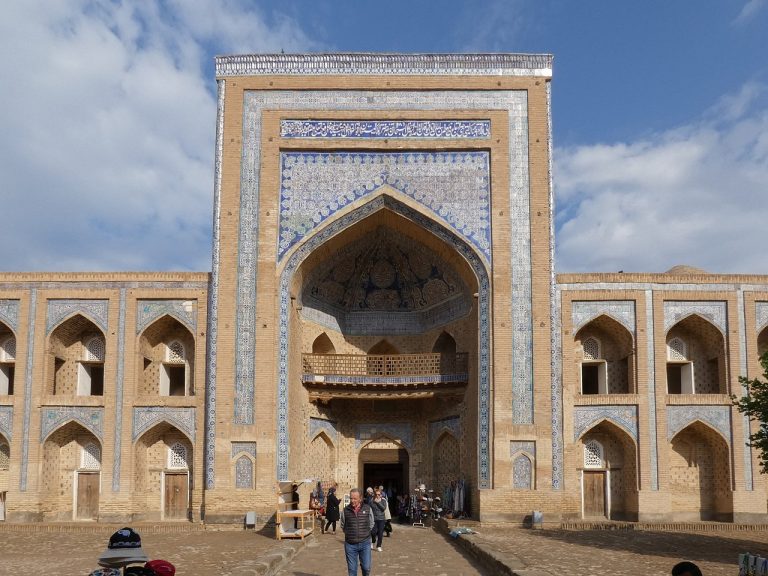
[340,488,374,576]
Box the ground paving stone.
[0,526,298,576]
[275,524,489,576]
[471,527,768,576]
[2,523,767,575]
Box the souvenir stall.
[275,481,314,540]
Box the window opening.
[584,439,605,468]
[168,442,188,469]
[81,442,101,470]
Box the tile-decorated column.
[645,290,659,490]
[738,291,753,490]
[20,289,36,491]
[205,77,225,488]
[112,289,126,492]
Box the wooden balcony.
[302,353,469,401]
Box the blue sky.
[1,1,767,273]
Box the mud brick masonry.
[0,53,766,525]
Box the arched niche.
[574,314,634,395]
[666,314,726,395]
[138,315,195,397]
[47,314,106,397]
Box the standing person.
[341,488,374,576]
[291,483,300,530]
[324,486,341,534]
[369,486,387,552]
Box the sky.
[1,0,767,274]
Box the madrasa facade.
[1,53,767,525]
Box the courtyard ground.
[1,521,767,575]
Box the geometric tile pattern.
[573,405,638,442]
[136,300,196,334]
[231,441,257,459]
[509,87,534,424]
[756,302,768,333]
[204,78,226,489]
[309,418,338,441]
[739,291,754,490]
[572,300,636,336]
[513,453,533,490]
[46,299,109,334]
[132,407,196,443]
[40,406,104,442]
[550,285,563,489]
[645,291,659,490]
[510,441,536,458]
[280,119,491,139]
[278,151,491,262]
[666,405,731,444]
[663,301,727,334]
[112,289,126,492]
[356,422,413,450]
[0,405,12,440]
[235,455,254,489]
[20,289,37,491]
[429,416,461,443]
[216,53,553,77]
[234,89,529,492]
[0,299,20,332]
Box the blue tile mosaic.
[573,405,638,442]
[231,441,257,459]
[204,78,225,487]
[132,407,196,443]
[112,289,126,492]
[667,405,731,444]
[663,301,727,334]
[40,407,104,442]
[645,291,659,490]
[136,300,197,334]
[739,292,753,490]
[278,151,491,262]
[20,289,36,491]
[46,299,109,334]
[0,299,20,332]
[216,53,553,77]
[571,301,636,336]
[0,406,12,441]
[280,119,491,139]
[756,302,768,333]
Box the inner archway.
[283,197,488,498]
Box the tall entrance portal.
[289,204,480,498]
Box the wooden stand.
[276,508,314,540]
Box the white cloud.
[733,0,766,25]
[0,1,318,271]
[555,81,768,273]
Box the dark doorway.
[360,446,409,509]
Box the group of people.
[88,527,175,575]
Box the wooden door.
[164,473,188,520]
[583,471,606,518]
[0,491,6,521]
[76,473,99,519]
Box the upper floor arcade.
[558,269,768,407]
[0,273,208,407]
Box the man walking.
[340,488,374,576]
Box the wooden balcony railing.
[302,353,468,377]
